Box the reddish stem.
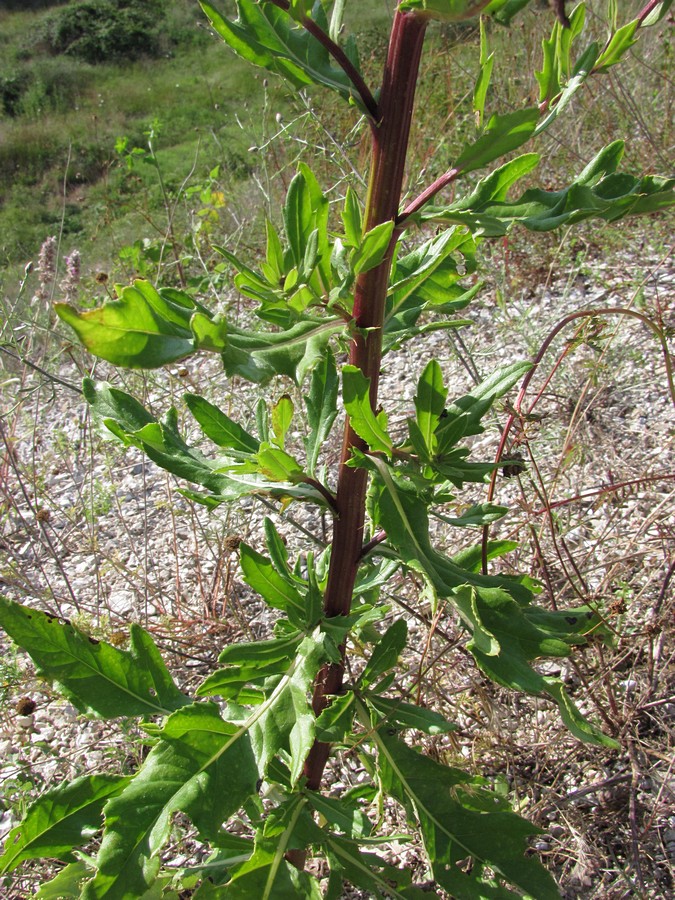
[267,0,379,121]
[300,10,428,795]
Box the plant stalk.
[298,10,428,800]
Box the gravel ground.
[0,243,673,897]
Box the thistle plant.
[1,1,673,897]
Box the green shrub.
[45,0,166,65]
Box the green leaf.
[56,280,199,368]
[84,703,260,899]
[265,218,285,281]
[364,695,456,735]
[342,187,363,247]
[535,42,599,136]
[414,360,448,456]
[373,727,560,899]
[200,0,370,114]
[425,142,675,235]
[35,860,95,899]
[434,360,531,454]
[315,690,356,742]
[270,395,294,450]
[196,633,304,699]
[0,775,129,874]
[361,459,615,743]
[594,18,639,71]
[0,597,188,718]
[342,365,393,455]
[239,543,307,619]
[215,797,322,898]
[245,631,338,781]
[398,0,503,22]
[222,317,345,385]
[384,228,478,349]
[305,792,372,839]
[360,620,408,688]
[434,502,508,527]
[455,108,539,174]
[257,443,306,482]
[351,220,395,275]
[185,394,260,454]
[640,0,672,26]
[324,836,418,899]
[484,0,533,26]
[473,16,494,127]
[303,348,339,476]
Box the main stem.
[301,10,428,793]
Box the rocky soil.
[0,243,673,897]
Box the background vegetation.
[0,1,673,896]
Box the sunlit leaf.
[0,597,188,718]
[200,0,368,113]
[84,703,259,898]
[0,775,129,874]
[373,726,560,898]
[455,107,539,174]
[342,366,393,455]
[303,348,339,476]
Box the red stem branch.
[268,0,379,121]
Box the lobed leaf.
[373,726,561,898]
[0,775,129,874]
[342,366,393,455]
[0,597,188,718]
[84,703,260,898]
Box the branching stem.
[267,0,379,121]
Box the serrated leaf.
[84,703,259,899]
[0,598,188,718]
[0,775,129,874]
[314,690,356,742]
[196,632,303,699]
[245,631,339,781]
[342,366,393,455]
[373,727,560,899]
